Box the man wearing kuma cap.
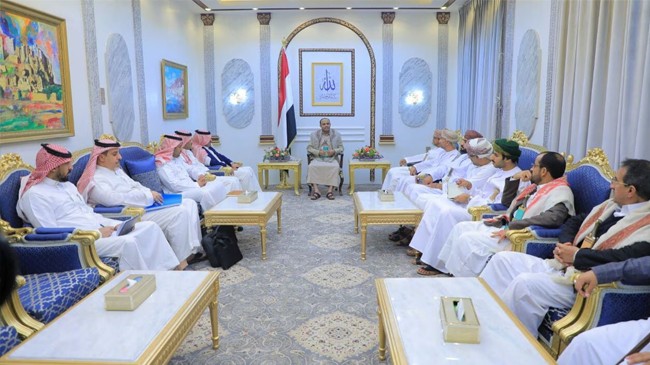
[77,139,204,270]
[17,143,181,271]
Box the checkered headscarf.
[155,135,184,167]
[21,144,72,197]
[191,130,211,164]
[175,130,193,164]
[77,139,121,199]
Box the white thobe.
[480,200,650,337]
[437,181,573,277]
[88,166,202,261]
[381,148,444,191]
[408,164,510,265]
[17,178,179,270]
[403,154,473,204]
[394,149,460,193]
[185,151,243,192]
[201,151,261,192]
[558,319,650,365]
[157,158,235,211]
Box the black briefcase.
[201,226,242,269]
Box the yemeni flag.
[278,46,297,149]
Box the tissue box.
[440,296,480,343]
[237,190,258,203]
[105,274,156,311]
[377,190,395,202]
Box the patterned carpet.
[170,184,429,364]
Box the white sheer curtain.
[456,0,505,139]
[549,0,650,167]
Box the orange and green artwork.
[0,1,74,143]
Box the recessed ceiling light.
[393,7,399,9]
[346,7,352,9]
[299,7,305,10]
[205,8,211,11]
[252,7,258,10]
[441,6,447,9]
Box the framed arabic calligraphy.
[299,48,355,117]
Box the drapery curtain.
[456,0,505,139]
[549,0,650,167]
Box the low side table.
[203,192,282,260]
[348,159,391,194]
[352,192,422,260]
[257,160,301,196]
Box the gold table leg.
[361,223,367,260]
[293,166,300,195]
[260,224,267,260]
[348,165,356,195]
[277,206,282,233]
[378,304,386,360]
[264,170,269,189]
[258,167,264,191]
[209,290,220,349]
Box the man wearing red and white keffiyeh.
[17,144,180,271]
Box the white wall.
[507,0,552,146]
[1,3,462,186]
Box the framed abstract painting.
[0,1,74,144]
[161,59,188,119]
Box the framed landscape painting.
[161,59,188,119]
[0,1,75,144]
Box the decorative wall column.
[132,0,149,143]
[543,0,560,147]
[500,0,516,138]
[81,0,102,138]
[257,13,275,145]
[379,12,395,144]
[436,12,450,130]
[201,13,219,144]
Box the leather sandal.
[326,192,335,200]
[417,265,442,276]
[311,192,321,200]
[406,248,419,257]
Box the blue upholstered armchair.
[0,153,113,340]
[504,148,615,358]
[552,282,650,357]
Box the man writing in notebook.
[18,144,181,271]
[77,139,203,269]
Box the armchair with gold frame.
[504,148,616,358]
[0,153,114,341]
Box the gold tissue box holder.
[105,274,156,311]
[377,190,395,202]
[237,190,258,203]
[440,296,480,344]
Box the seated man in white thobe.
[558,255,650,365]
[175,130,242,193]
[480,158,650,337]
[307,118,343,200]
[17,144,180,271]
[404,129,484,203]
[381,129,443,191]
[410,139,524,273]
[433,151,575,277]
[77,139,204,271]
[156,135,232,211]
[191,129,261,192]
[393,129,462,194]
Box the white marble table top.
[349,158,390,165]
[207,191,280,213]
[355,192,420,212]
[379,277,553,364]
[6,270,213,363]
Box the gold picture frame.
[0,1,75,144]
[311,62,343,106]
[299,48,355,117]
[161,59,188,119]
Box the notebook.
[115,216,138,236]
[144,194,183,212]
[447,182,469,199]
